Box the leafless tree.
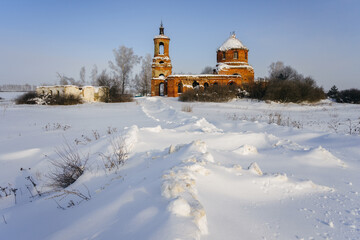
[134,54,152,96]
[109,46,140,94]
[201,66,214,74]
[57,72,75,85]
[90,65,98,85]
[268,61,301,81]
[79,66,86,85]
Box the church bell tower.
[151,22,172,96]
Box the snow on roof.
[216,63,253,71]
[218,34,248,51]
[154,35,170,39]
[168,74,242,77]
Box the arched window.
[178,82,183,93]
[192,81,199,88]
[159,74,165,79]
[159,61,164,64]
[159,42,164,55]
[213,82,218,86]
[204,82,209,90]
[57,90,60,96]
[234,51,238,59]
[228,81,235,86]
[245,52,248,60]
[222,51,226,60]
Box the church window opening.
[234,51,238,59]
[222,51,226,60]
[204,82,209,90]
[192,81,199,89]
[159,61,164,64]
[159,74,165,79]
[178,83,183,93]
[245,52,248,60]
[159,42,164,55]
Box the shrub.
[100,136,128,171]
[15,91,38,104]
[337,88,360,104]
[179,85,238,102]
[263,61,326,103]
[48,94,83,105]
[109,93,133,103]
[48,142,88,189]
[263,77,325,103]
[16,92,83,105]
[181,104,193,112]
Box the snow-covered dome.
[218,34,248,51]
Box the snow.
[1,97,360,239]
[154,35,170,39]
[218,34,248,51]
[216,62,254,71]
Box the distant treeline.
[0,84,36,92]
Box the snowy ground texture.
[1,92,360,240]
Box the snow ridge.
[162,140,212,239]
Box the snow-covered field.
[1,93,360,240]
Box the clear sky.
[0,0,359,90]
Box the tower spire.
[159,21,164,35]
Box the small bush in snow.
[181,104,193,112]
[48,142,88,189]
[15,91,38,104]
[109,93,134,103]
[179,85,238,102]
[47,94,83,105]
[100,136,128,171]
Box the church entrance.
[159,83,165,96]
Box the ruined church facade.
[151,24,254,97]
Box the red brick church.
[151,23,254,97]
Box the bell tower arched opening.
[159,42,164,55]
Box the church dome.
[218,34,248,51]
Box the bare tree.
[109,46,140,94]
[268,61,300,81]
[134,54,152,96]
[201,66,214,74]
[96,69,116,88]
[57,72,76,85]
[80,66,86,85]
[90,65,98,85]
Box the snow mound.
[233,144,258,155]
[297,146,346,168]
[168,197,191,217]
[194,118,221,133]
[248,162,263,176]
[123,125,139,151]
[161,140,211,238]
[141,125,162,133]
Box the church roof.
[218,34,248,51]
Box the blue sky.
[0,0,359,90]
